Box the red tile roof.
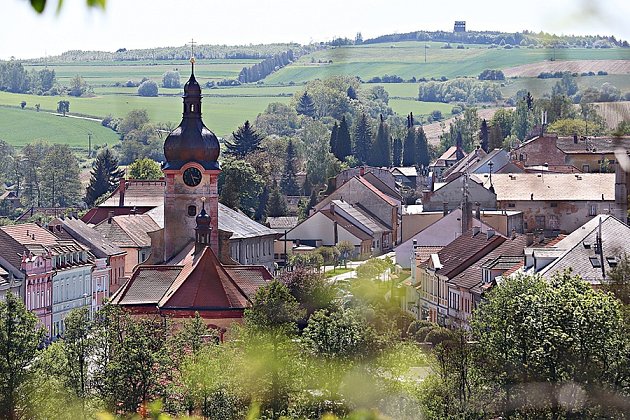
[111,247,261,313]
[434,229,505,279]
[0,223,58,246]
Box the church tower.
[162,57,220,261]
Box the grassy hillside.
[0,106,119,149]
[264,42,630,84]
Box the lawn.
[325,267,354,278]
[0,91,292,138]
[0,106,119,149]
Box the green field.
[25,59,259,86]
[388,99,453,120]
[0,90,292,138]
[0,106,119,149]
[265,42,630,84]
[0,41,627,147]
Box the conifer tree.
[480,118,489,152]
[329,121,338,159]
[225,120,263,158]
[255,185,269,221]
[353,113,372,165]
[336,116,352,161]
[296,91,316,118]
[392,138,403,167]
[267,181,288,217]
[369,115,390,167]
[85,147,124,206]
[402,113,416,166]
[280,139,300,196]
[415,126,430,168]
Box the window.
[508,203,516,208]
[535,215,545,228]
[550,202,558,207]
[582,164,590,172]
[589,256,602,268]
[188,205,196,216]
[589,204,598,216]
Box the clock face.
[183,167,202,187]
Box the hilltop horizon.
[1,0,629,60]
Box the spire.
[189,38,197,75]
[195,197,211,254]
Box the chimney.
[614,159,629,220]
[472,226,481,236]
[538,231,545,243]
[108,211,114,224]
[511,227,517,239]
[573,133,578,144]
[360,167,365,177]
[486,228,495,239]
[119,178,126,207]
[330,202,335,216]
[461,197,473,233]
[475,202,481,220]
[526,232,534,246]
[442,202,449,216]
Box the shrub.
[137,80,158,97]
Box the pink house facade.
[21,251,53,336]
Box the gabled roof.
[224,265,273,300]
[266,216,299,231]
[449,234,528,290]
[0,223,58,246]
[0,229,26,271]
[320,210,372,241]
[99,179,165,208]
[110,266,182,305]
[94,214,159,248]
[146,203,277,240]
[555,136,630,154]
[362,173,402,200]
[332,200,389,234]
[354,176,400,207]
[432,229,506,279]
[51,217,124,258]
[471,173,616,201]
[217,203,277,239]
[391,167,418,177]
[537,215,630,284]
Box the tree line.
[363,29,627,48]
[238,50,295,83]
[2,258,630,418]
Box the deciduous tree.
[0,292,45,420]
[127,157,162,180]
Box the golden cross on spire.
[189,38,197,64]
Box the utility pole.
[87,132,92,158]
[424,44,427,63]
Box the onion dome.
[163,58,220,170]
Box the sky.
[1,0,629,60]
